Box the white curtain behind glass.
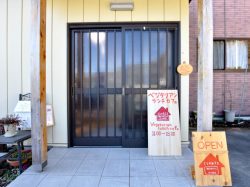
[226,40,248,69]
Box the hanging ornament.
[177,61,193,76]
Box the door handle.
[122,87,125,95]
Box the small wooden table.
[0,130,31,173]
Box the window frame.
[213,38,250,72]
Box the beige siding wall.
[0,0,8,119]
[0,0,189,145]
[8,0,22,114]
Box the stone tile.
[175,147,193,160]
[188,178,221,187]
[188,178,198,187]
[47,158,61,166]
[102,160,129,177]
[88,148,111,152]
[62,148,88,160]
[37,175,72,187]
[85,148,109,160]
[176,160,194,177]
[130,177,160,187]
[76,159,106,176]
[48,148,69,159]
[22,165,45,175]
[67,176,100,187]
[154,160,185,177]
[48,159,81,176]
[23,158,60,175]
[130,148,152,160]
[158,177,194,187]
[107,149,130,160]
[130,160,157,176]
[99,177,129,187]
[109,148,130,151]
[152,156,176,160]
[8,174,47,187]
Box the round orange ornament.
[177,61,193,76]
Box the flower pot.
[7,158,28,167]
[3,124,17,137]
[224,110,236,122]
[7,150,31,167]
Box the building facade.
[189,0,250,116]
[0,0,190,147]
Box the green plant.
[7,149,32,167]
[8,151,31,162]
[0,114,21,126]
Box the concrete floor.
[8,146,195,187]
[7,128,250,187]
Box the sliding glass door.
[69,24,178,147]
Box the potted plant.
[0,114,21,137]
[7,149,31,167]
[224,81,236,122]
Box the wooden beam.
[197,0,213,131]
[31,0,47,171]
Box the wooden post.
[30,0,47,171]
[197,0,213,131]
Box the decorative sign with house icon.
[199,153,224,175]
[147,90,181,156]
[192,132,232,186]
[155,107,171,121]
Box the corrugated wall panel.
[132,0,148,21]
[84,0,99,22]
[165,0,180,21]
[115,11,132,21]
[100,0,115,22]
[7,0,22,113]
[47,0,53,144]
[22,0,31,94]
[46,0,53,105]
[52,0,68,144]
[0,0,8,118]
[68,0,84,22]
[148,0,164,21]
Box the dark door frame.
[67,22,180,147]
